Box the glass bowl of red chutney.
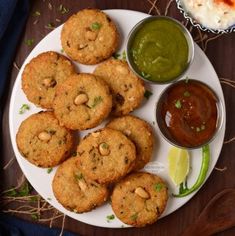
[156,78,224,149]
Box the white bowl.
[176,0,235,34]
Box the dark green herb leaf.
[31,213,39,220]
[25,39,34,46]
[91,22,102,30]
[47,168,53,174]
[106,214,115,222]
[75,173,83,180]
[19,104,30,114]
[113,53,121,59]
[91,96,103,108]
[18,182,32,196]
[46,23,55,29]
[130,213,138,221]
[4,183,32,197]
[113,51,126,61]
[175,100,182,109]
[154,183,163,192]
[183,91,190,97]
[144,90,153,99]
[30,195,39,202]
[122,51,126,61]
[5,189,17,197]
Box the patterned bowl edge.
[175,0,235,34]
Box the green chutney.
[130,18,189,82]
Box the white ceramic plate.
[9,9,226,228]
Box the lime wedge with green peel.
[168,147,190,186]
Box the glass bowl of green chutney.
[126,16,194,84]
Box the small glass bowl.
[156,79,224,149]
[126,16,194,84]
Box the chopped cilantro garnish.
[122,51,126,61]
[58,4,69,14]
[90,96,103,108]
[113,53,121,59]
[19,104,30,114]
[60,48,64,53]
[175,100,182,109]
[30,196,39,202]
[113,51,126,61]
[154,183,163,192]
[106,214,115,222]
[25,39,34,46]
[130,213,138,221]
[18,182,32,196]
[31,214,39,220]
[33,11,41,16]
[75,173,83,180]
[5,189,17,197]
[91,22,102,30]
[47,168,53,174]
[47,23,55,29]
[4,183,32,197]
[183,91,190,97]
[144,90,153,99]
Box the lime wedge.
[168,147,190,186]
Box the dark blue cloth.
[0,214,76,236]
[0,1,77,236]
[0,0,29,103]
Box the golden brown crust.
[111,172,168,227]
[16,111,75,167]
[77,128,136,184]
[93,59,145,116]
[107,115,154,170]
[52,157,109,213]
[61,9,119,65]
[53,73,112,130]
[22,51,76,109]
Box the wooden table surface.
[1,0,235,235]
